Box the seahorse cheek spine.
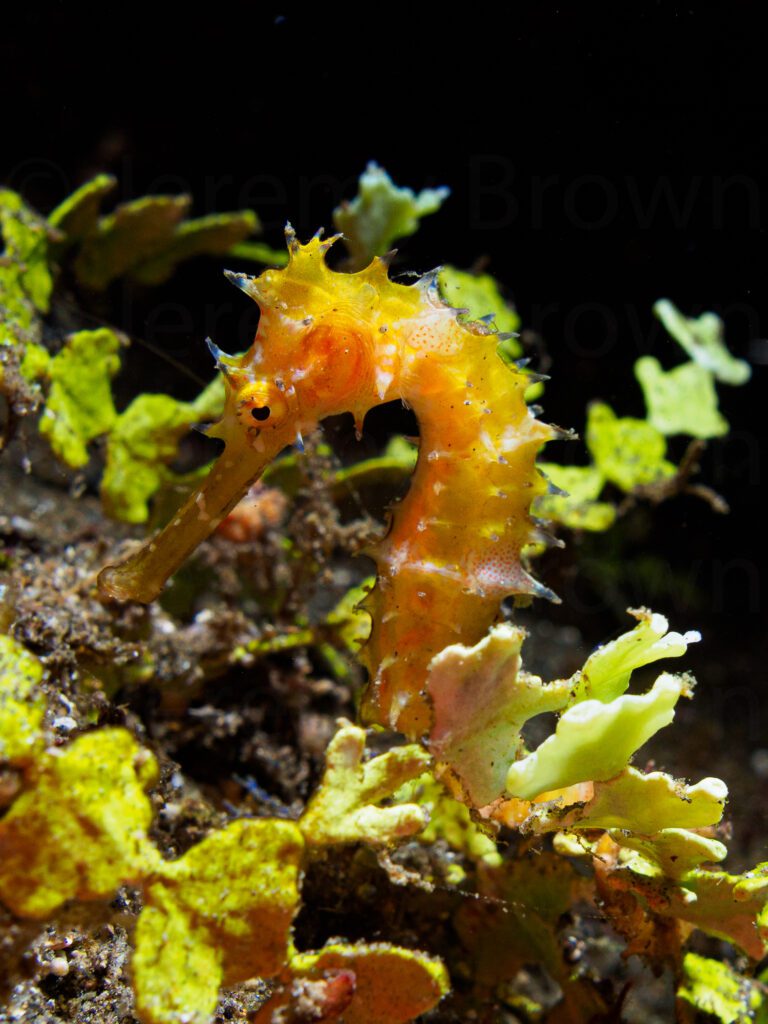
[98,234,556,740]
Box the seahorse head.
[97,228,415,603]
[208,228,417,448]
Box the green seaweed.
[678,953,763,1024]
[38,327,122,468]
[530,766,727,835]
[134,819,305,1024]
[535,297,747,532]
[654,299,751,385]
[101,377,224,523]
[333,162,449,270]
[47,173,118,249]
[299,720,431,847]
[0,728,161,917]
[0,190,53,413]
[0,634,46,767]
[73,194,192,289]
[535,462,616,531]
[64,191,259,289]
[228,239,290,267]
[635,355,729,438]
[0,188,53,319]
[506,671,688,799]
[425,609,699,807]
[130,209,260,285]
[437,265,521,338]
[586,401,676,492]
[617,827,727,877]
[0,701,448,1024]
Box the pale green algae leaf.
[438,265,521,339]
[19,341,51,382]
[505,672,689,800]
[0,188,53,319]
[47,173,118,249]
[38,328,122,468]
[571,607,700,704]
[654,299,751,385]
[233,580,373,681]
[282,943,451,1024]
[228,240,289,267]
[0,190,53,387]
[535,462,616,531]
[635,355,728,438]
[101,377,224,523]
[134,818,304,1024]
[426,624,571,807]
[333,162,449,270]
[531,770,728,880]
[394,773,501,871]
[555,832,759,957]
[586,401,676,492]
[612,861,768,960]
[299,719,430,846]
[729,861,768,902]
[617,828,727,878]
[0,635,46,766]
[50,176,260,285]
[540,766,727,834]
[325,576,376,655]
[426,610,698,809]
[0,728,161,917]
[679,868,768,959]
[679,953,763,1024]
[73,195,191,289]
[134,892,221,1024]
[130,210,260,286]
[333,435,418,495]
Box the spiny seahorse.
[98,229,560,738]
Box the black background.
[3,7,767,778]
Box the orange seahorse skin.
[98,229,558,738]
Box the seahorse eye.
[237,382,288,427]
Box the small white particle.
[48,957,69,978]
[53,716,78,734]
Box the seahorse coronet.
[98,230,561,738]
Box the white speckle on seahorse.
[376,368,394,398]
[195,492,210,522]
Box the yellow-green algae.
[0,634,46,766]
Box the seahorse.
[98,229,559,739]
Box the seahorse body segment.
[98,230,557,738]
